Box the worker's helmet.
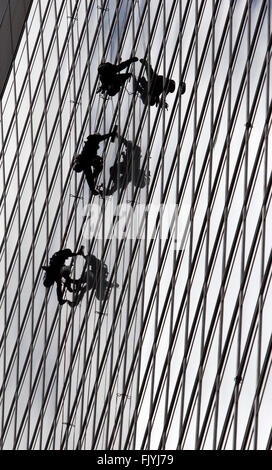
[73,154,83,173]
[168,79,176,93]
[42,266,55,287]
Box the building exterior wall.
[0,0,272,450]
[0,0,33,97]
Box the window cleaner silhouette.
[97,57,138,96]
[42,247,85,305]
[73,126,117,196]
[134,58,185,109]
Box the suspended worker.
[134,58,185,109]
[83,254,119,301]
[67,253,119,307]
[97,57,138,96]
[42,247,85,305]
[106,137,148,195]
[73,126,117,196]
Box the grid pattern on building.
[0,0,272,450]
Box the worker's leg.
[56,280,66,305]
[97,125,117,143]
[117,73,132,87]
[84,168,96,192]
[115,57,138,72]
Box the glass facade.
[0,0,272,450]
